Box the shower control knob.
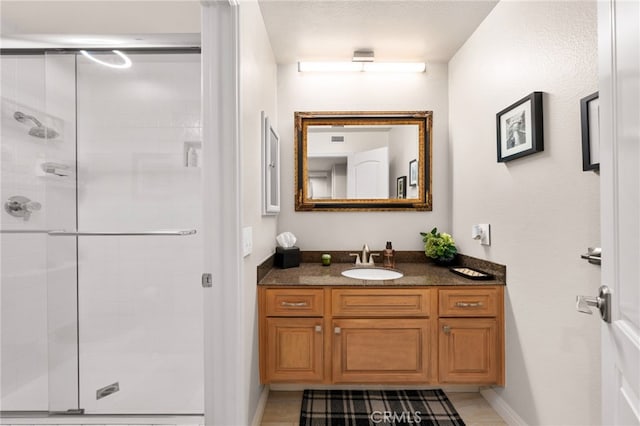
[4,195,42,221]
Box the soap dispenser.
[383,241,395,268]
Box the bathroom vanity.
[257,260,505,386]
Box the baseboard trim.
[269,384,480,392]
[480,387,527,426]
[250,385,270,426]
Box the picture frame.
[261,111,280,215]
[580,91,600,172]
[496,92,544,162]
[409,159,418,186]
[396,176,407,199]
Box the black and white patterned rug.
[299,389,465,426]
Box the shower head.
[13,111,60,139]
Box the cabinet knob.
[315,325,322,333]
[334,326,341,334]
[443,325,451,334]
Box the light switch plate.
[242,226,252,257]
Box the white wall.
[239,0,278,422]
[277,64,450,250]
[449,2,600,425]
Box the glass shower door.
[74,51,204,414]
[0,52,79,413]
[1,49,203,416]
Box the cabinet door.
[438,318,497,384]
[265,318,323,382]
[332,319,430,383]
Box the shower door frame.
[201,2,250,425]
[1,47,206,417]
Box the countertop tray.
[449,266,495,280]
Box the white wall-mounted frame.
[262,111,280,215]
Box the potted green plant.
[420,227,458,265]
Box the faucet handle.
[349,253,361,265]
[368,253,380,265]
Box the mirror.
[295,111,432,211]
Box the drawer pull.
[281,301,308,307]
[334,326,341,334]
[456,301,483,308]
[443,325,451,334]
[315,325,322,333]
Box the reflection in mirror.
[295,111,432,211]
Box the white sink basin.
[341,268,404,281]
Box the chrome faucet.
[349,244,380,266]
[362,244,370,264]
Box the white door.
[347,147,389,198]
[599,0,640,424]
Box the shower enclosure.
[1,50,204,415]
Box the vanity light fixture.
[298,49,425,73]
[79,50,132,69]
[297,60,425,73]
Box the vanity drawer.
[439,288,498,317]
[265,288,324,317]
[332,288,430,317]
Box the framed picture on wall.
[397,176,407,199]
[409,159,418,186]
[580,91,600,172]
[496,91,544,162]
[261,111,280,215]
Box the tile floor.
[260,391,507,426]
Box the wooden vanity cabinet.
[331,288,432,383]
[259,285,504,386]
[260,288,326,383]
[332,318,431,383]
[265,317,324,382]
[438,287,504,385]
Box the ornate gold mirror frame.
[295,111,433,211]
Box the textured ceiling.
[0,1,201,48]
[258,0,498,63]
[0,0,498,59]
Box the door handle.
[281,301,308,307]
[576,285,611,323]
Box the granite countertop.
[258,261,506,287]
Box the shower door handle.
[48,229,197,236]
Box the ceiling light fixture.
[352,50,375,62]
[298,50,425,73]
[80,50,132,69]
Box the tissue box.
[275,246,300,269]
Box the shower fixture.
[4,195,42,221]
[13,111,60,139]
